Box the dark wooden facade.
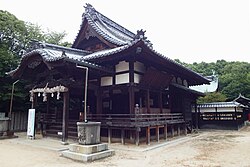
[9,4,209,145]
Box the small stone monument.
[61,121,114,162]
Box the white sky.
[1,0,250,63]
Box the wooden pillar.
[135,128,140,146]
[146,89,150,114]
[164,124,168,140]
[96,89,102,115]
[156,126,160,142]
[146,127,150,145]
[108,128,112,144]
[46,96,50,114]
[171,125,175,137]
[130,130,133,142]
[129,86,135,114]
[62,91,69,143]
[177,125,181,136]
[159,92,163,113]
[31,94,37,109]
[194,103,198,129]
[121,129,125,145]
[183,124,187,135]
[234,106,238,129]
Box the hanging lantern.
[38,92,41,97]
[51,93,54,97]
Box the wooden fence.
[87,113,185,128]
[193,111,248,130]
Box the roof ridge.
[29,41,91,55]
[84,4,135,38]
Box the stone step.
[61,149,115,162]
[69,143,108,154]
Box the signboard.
[27,109,36,138]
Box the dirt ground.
[1,126,250,167]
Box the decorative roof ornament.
[134,29,153,48]
[84,3,98,20]
[134,29,147,40]
[27,40,46,52]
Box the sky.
[1,0,250,63]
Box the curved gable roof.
[72,4,135,48]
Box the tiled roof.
[234,94,250,107]
[197,101,244,108]
[8,42,113,76]
[171,83,205,96]
[76,4,135,46]
[80,39,209,84]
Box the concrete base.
[61,143,114,162]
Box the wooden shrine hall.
[9,4,209,145]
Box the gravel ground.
[1,126,250,167]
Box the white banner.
[27,109,36,138]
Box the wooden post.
[156,126,160,142]
[46,96,50,114]
[183,124,187,135]
[129,86,135,114]
[159,92,163,113]
[195,103,198,129]
[130,130,133,142]
[177,125,181,136]
[135,128,140,146]
[235,107,238,129]
[121,129,125,145]
[108,128,112,144]
[146,127,150,145]
[146,89,150,114]
[171,125,175,137]
[164,124,168,140]
[62,91,69,143]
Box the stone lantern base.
[61,121,114,162]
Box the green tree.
[0,10,70,113]
[197,92,227,103]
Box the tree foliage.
[180,60,250,102]
[0,10,70,113]
[197,92,227,103]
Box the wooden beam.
[62,91,69,143]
